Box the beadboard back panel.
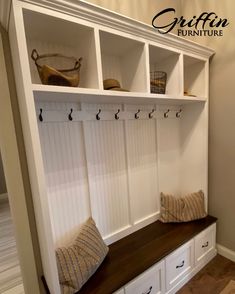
[180,103,208,202]
[37,102,161,246]
[37,102,91,247]
[36,101,205,247]
[101,54,123,87]
[125,104,159,225]
[157,112,181,196]
[83,104,130,239]
[37,102,207,246]
[157,104,208,200]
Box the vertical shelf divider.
[123,103,134,227]
[9,2,61,293]
[179,53,184,97]
[145,43,151,94]
[94,28,104,90]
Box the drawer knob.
[176,260,185,269]
[142,286,153,294]
[202,241,209,248]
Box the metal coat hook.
[164,109,170,118]
[39,108,43,122]
[68,108,73,121]
[135,109,141,119]
[115,109,120,120]
[96,109,101,120]
[176,109,182,118]
[149,109,155,119]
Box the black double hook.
[115,109,120,120]
[149,109,155,119]
[39,108,43,122]
[135,109,141,119]
[96,109,101,120]
[164,109,170,118]
[68,108,73,121]
[176,109,182,118]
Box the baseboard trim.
[0,193,7,201]
[217,244,235,262]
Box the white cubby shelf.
[184,54,207,98]
[99,30,147,93]
[149,44,181,96]
[32,84,207,105]
[23,7,100,89]
[20,6,211,104]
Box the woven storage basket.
[150,71,167,94]
[31,49,82,87]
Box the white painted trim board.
[217,244,235,262]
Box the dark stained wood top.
[78,215,217,294]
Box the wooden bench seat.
[78,215,217,294]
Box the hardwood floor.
[0,199,24,294]
[177,255,235,294]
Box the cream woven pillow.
[56,217,109,294]
[159,190,207,223]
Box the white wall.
[84,0,181,28]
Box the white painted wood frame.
[2,0,214,293]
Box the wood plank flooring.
[0,199,24,294]
[177,255,235,294]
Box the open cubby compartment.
[22,8,100,89]
[149,45,181,96]
[184,55,206,98]
[99,30,147,92]
[157,103,207,205]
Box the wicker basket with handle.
[31,49,82,87]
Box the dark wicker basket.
[150,71,167,94]
[31,49,82,87]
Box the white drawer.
[125,261,165,294]
[195,223,216,265]
[165,239,194,291]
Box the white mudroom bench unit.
[3,0,215,293]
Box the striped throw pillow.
[56,218,109,294]
[159,190,207,223]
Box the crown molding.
[0,0,11,30]
[19,0,214,58]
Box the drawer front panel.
[166,240,194,291]
[125,261,165,294]
[195,223,216,265]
